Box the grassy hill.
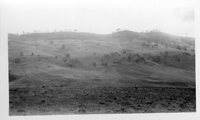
[8,30,195,115]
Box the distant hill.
[8,30,195,88]
[8,32,108,41]
[8,30,194,49]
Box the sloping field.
[9,31,195,115]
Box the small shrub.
[177,57,181,62]
[128,55,132,62]
[104,62,108,66]
[14,58,21,64]
[66,53,70,58]
[68,64,73,67]
[152,56,160,63]
[113,61,121,64]
[176,45,182,50]
[135,57,145,63]
[61,44,65,49]
[63,59,67,62]
[20,52,23,56]
[9,72,18,82]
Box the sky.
[1,0,195,37]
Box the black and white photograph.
[0,0,199,119]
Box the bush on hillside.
[67,58,83,68]
[9,71,18,82]
[135,57,146,63]
[152,56,161,63]
[14,58,21,64]
[61,44,65,49]
[20,52,23,56]
[66,53,70,58]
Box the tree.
[66,53,70,58]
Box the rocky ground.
[9,85,196,115]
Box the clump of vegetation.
[176,45,182,50]
[68,64,73,67]
[101,62,108,67]
[14,58,21,64]
[135,57,146,63]
[151,56,160,63]
[122,50,127,54]
[183,46,187,51]
[67,58,83,68]
[65,53,70,58]
[141,43,150,48]
[191,49,195,52]
[61,44,65,49]
[113,61,121,64]
[176,56,181,62]
[128,54,132,62]
[63,53,71,62]
[20,52,23,56]
[63,59,67,62]
[9,71,18,82]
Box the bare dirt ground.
[9,83,196,115]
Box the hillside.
[8,30,195,115]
